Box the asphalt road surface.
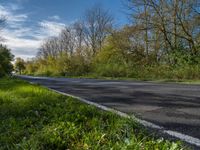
[18,76,200,145]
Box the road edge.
[48,88,200,148]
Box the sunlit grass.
[0,78,187,150]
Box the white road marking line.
[164,130,200,147]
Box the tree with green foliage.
[0,44,14,77]
[14,57,26,75]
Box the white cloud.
[0,4,37,60]
[38,20,65,37]
[0,5,27,23]
[49,15,60,20]
[2,29,40,50]
[1,29,41,60]
[0,3,66,60]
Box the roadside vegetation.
[0,44,14,77]
[0,78,187,150]
[15,0,200,81]
[0,16,14,78]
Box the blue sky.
[0,0,128,59]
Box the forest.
[16,0,200,80]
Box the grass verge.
[0,78,187,150]
[25,73,200,85]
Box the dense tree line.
[23,1,200,79]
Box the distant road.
[18,75,200,146]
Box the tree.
[59,27,76,56]
[0,44,14,77]
[23,59,38,75]
[84,5,113,55]
[14,57,26,75]
[73,21,85,51]
[127,0,200,64]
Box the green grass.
[0,78,187,150]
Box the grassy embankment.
[0,78,187,149]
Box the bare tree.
[84,5,113,55]
[37,37,60,59]
[73,21,85,51]
[59,27,76,55]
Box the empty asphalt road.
[18,75,200,146]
